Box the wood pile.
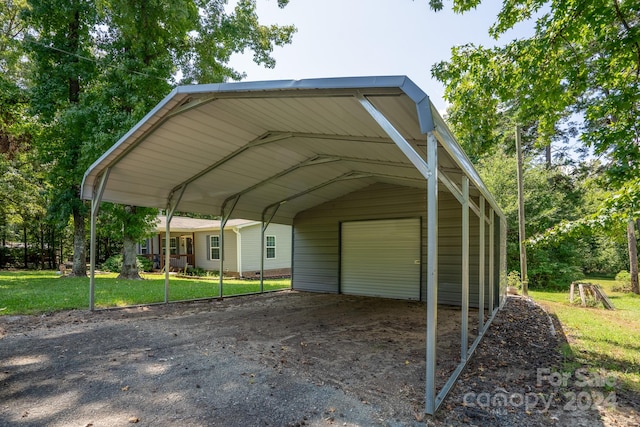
[569,282,615,310]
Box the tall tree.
[431,0,640,289]
[87,0,295,278]
[22,0,295,276]
[431,0,639,170]
[24,0,99,276]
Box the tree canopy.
[431,0,639,289]
[0,0,295,272]
[431,0,639,177]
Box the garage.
[81,75,507,414]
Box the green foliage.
[612,270,632,292]
[476,148,589,287]
[530,278,640,392]
[101,254,152,273]
[432,0,640,287]
[184,267,217,277]
[507,270,522,289]
[431,0,640,180]
[7,0,296,272]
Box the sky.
[228,0,537,114]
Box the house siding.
[194,229,239,273]
[237,223,292,276]
[292,182,491,306]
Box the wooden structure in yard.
[570,282,615,310]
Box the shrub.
[507,270,522,289]
[184,267,218,277]
[613,270,632,293]
[102,254,153,273]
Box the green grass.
[0,270,290,315]
[530,278,640,393]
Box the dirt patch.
[0,292,638,426]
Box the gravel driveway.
[1,291,637,426]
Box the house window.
[140,239,148,255]
[210,235,220,260]
[162,237,177,255]
[266,235,276,259]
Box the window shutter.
[206,235,211,260]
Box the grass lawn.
[530,278,640,394]
[0,270,290,315]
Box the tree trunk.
[40,221,45,269]
[627,219,639,294]
[516,126,528,295]
[49,227,55,269]
[118,205,142,280]
[23,223,28,269]
[69,206,87,277]
[545,144,551,168]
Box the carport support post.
[164,216,171,303]
[425,131,438,415]
[489,209,495,315]
[164,185,186,303]
[219,196,240,298]
[478,196,485,331]
[89,169,110,311]
[500,218,508,306]
[260,204,280,293]
[461,177,469,361]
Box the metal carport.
[81,75,507,415]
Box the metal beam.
[219,195,240,298]
[425,131,438,415]
[438,170,483,218]
[501,217,508,307]
[478,196,486,332]
[260,204,281,293]
[89,168,111,311]
[164,185,187,303]
[489,209,495,315]
[461,177,469,362]
[357,94,432,180]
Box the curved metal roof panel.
[81,76,503,224]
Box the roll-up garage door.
[341,218,420,300]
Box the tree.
[476,148,586,287]
[431,0,638,168]
[85,0,295,278]
[431,0,640,290]
[22,0,295,276]
[24,0,99,276]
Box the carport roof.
[81,75,503,223]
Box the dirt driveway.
[1,291,638,426]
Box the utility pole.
[516,125,528,296]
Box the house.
[138,215,292,278]
[82,76,507,414]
